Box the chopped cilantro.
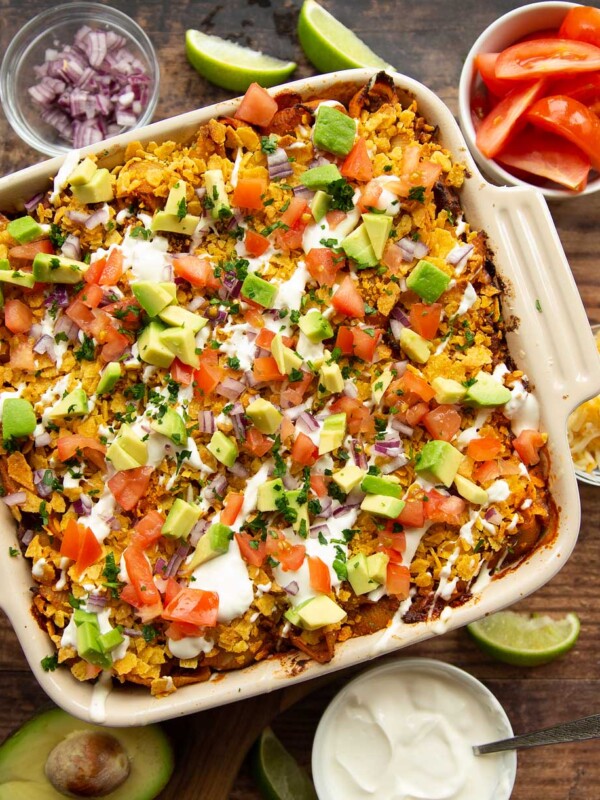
[68,594,83,609]
[49,223,66,248]
[261,135,278,154]
[41,654,59,672]
[74,334,96,362]
[8,546,19,558]
[535,298,543,313]
[39,501,49,526]
[176,197,187,221]
[408,186,426,203]
[102,552,121,599]
[129,225,153,240]
[288,368,304,383]
[327,482,347,503]
[327,178,354,212]
[227,356,241,370]
[142,624,158,642]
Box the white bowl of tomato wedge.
[458,2,600,199]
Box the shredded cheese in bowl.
[568,325,600,484]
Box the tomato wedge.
[245,229,270,257]
[234,82,278,127]
[559,6,600,48]
[422,405,462,442]
[221,492,244,526]
[386,563,410,598]
[526,94,600,170]
[497,127,591,191]
[513,429,546,466]
[291,432,318,466]
[60,519,102,574]
[133,510,166,548]
[57,435,106,469]
[496,38,600,80]
[307,556,331,594]
[162,587,219,627]
[341,137,373,182]
[124,546,162,607]
[331,275,365,319]
[265,532,306,571]
[107,466,153,511]
[476,79,547,158]
[409,303,442,340]
[4,299,33,334]
[243,428,273,457]
[235,532,267,567]
[550,71,600,105]
[306,248,343,287]
[467,436,503,461]
[475,52,516,97]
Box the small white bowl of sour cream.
[312,658,516,800]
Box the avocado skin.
[0,707,174,800]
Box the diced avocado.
[204,168,231,221]
[96,362,122,395]
[318,412,346,454]
[285,489,309,534]
[464,371,512,407]
[360,474,402,498]
[7,216,43,244]
[310,189,331,222]
[340,223,378,268]
[73,608,99,628]
[32,252,89,284]
[132,281,174,318]
[71,168,113,204]
[188,522,233,570]
[296,595,347,630]
[246,398,282,435]
[406,259,451,303]
[454,474,488,505]
[360,494,406,519]
[98,627,124,653]
[332,464,366,493]
[313,105,356,156]
[159,326,200,368]
[319,361,344,394]
[367,552,389,585]
[283,605,302,626]
[257,478,285,512]
[46,387,89,420]
[300,164,342,190]
[67,157,97,186]
[240,273,277,308]
[161,498,201,539]
[158,305,207,333]
[432,376,467,405]
[362,213,392,259]
[150,408,187,445]
[76,621,111,669]
[347,552,379,595]
[0,261,36,288]
[271,334,303,375]
[164,180,188,216]
[159,282,178,302]
[107,425,147,471]
[150,211,201,236]
[415,439,464,487]
[207,430,238,467]
[400,327,431,364]
[104,442,141,471]
[298,309,333,343]
[137,321,175,368]
[372,367,394,405]
[2,398,36,440]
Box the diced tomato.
[280,416,295,442]
[335,325,354,355]
[57,435,106,468]
[513,429,546,466]
[243,306,265,328]
[198,346,219,366]
[243,428,273,457]
[107,466,153,511]
[235,532,267,567]
[100,331,130,363]
[66,299,95,331]
[357,180,383,213]
[330,395,374,436]
[472,459,501,484]
[162,586,219,626]
[4,299,33,334]
[310,474,327,498]
[8,339,34,371]
[281,372,313,408]
[8,239,53,264]
[274,225,306,252]
[379,526,406,554]
[386,563,410,598]
[291,432,318,466]
[476,79,547,159]
[245,229,270,257]
[221,493,244,526]
[232,178,267,210]
[475,52,516,97]
[164,621,205,639]
[170,358,194,386]
[120,583,142,607]
[496,38,600,80]
[255,328,294,350]
[423,405,462,442]
[351,328,381,362]
[497,127,591,191]
[424,490,466,525]
[194,362,225,395]
[332,275,365,319]
[326,210,347,228]
[124,546,162,607]
[173,256,220,291]
[253,356,286,383]
[163,577,182,607]
[77,283,103,309]
[559,6,600,48]
[265,532,306,571]
[409,303,442,340]
[102,298,143,331]
[280,197,307,228]
[526,94,600,170]
[306,247,344,287]
[133,510,166,548]
[341,137,373,181]
[404,402,430,426]
[235,82,278,127]
[60,519,102,574]
[399,371,436,402]
[396,500,425,528]
[83,258,107,285]
[467,436,503,461]
[98,249,124,286]
[308,556,332,594]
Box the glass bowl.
[0,2,160,158]
[571,323,600,487]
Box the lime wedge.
[468,611,580,667]
[252,727,317,800]
[298,0,392,74]
[185,30,296,92]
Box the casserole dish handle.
[489,186,600,412]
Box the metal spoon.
[474,713,600,755]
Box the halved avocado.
[0,707,174,799]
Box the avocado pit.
[44,730,130,798]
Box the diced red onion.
[87,592,108,609]
[485,507,503,525]
[229,402,245,416]
[317,496,333,518]
[446,243,474,267]
[297,411,319,432]
[84,206,109,230]
[390,318,405,341]
[343,380,359,399]
[195,187,206,199]
[391,418,414,436]
[55,314,81,339]
[309,523,329,538]
[393,360,408,377]
[284,403,309,422]
[33,470,54,498]
[219,272,242,300]
[380,455,409,474]
[373,440,402,456]
[390,304,410,326]
[154,557,167,575]
[268,148,293,180]
[21,529,35,546]
[122,627,143,638]
[67,209,91,224]
[244,370,258,388]
[349,439,368,470]
[35,431,52,448]
[284,581,299,596]
[292,185,314,202]
[164,544,191,578]
[309,155,330,168]
[413,240,429,259]
[3,492,27,507]
[229,461,249,478]
[231,413,248,441]
[333,503,357,517]
[198,410,216,435]
[216,377,246,401]
[203,474,227,500]
[189,519,208,547]
[73,494,93,516]
[33,335,57,362]
[60,234,81,260]
[188,296,206,312]
[282,473,299,490]
[24,193,44,213]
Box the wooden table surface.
[1,1,599,798]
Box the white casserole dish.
[1,68,598,727]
